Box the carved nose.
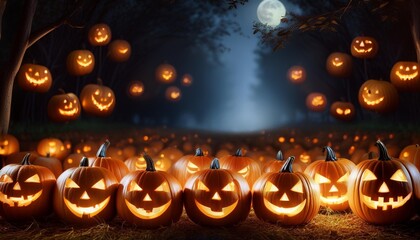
[35,72,40,77]
[329,185,338,193]
[143,194,152,201]
[378,182,390,193]
[406,67,410,71]
[13,182,21,190]
[80,191,90,200]
[212,192,221,201]
[360,41,365,47]
[280,193,289,201]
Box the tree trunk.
[0,0,7,40]
[0,0,37,135]
[411,0,420,65]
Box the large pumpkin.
[304,146,356,211]
[253,156,320,225]
[220,149,261,187]
[390,61,420,91]
[348,140,420,224]
[330,101,355,121]
[358,80,398,113]
[80,81,116,117]
[17,64,52,93]
[0,153,56,221]
[54,157,118,225]
[88,23,112,46]
[47,90,81,122]
[66,50,95,76]
[350,36,378,58]
[326,52,352,78]
[117,154,182,228]
[184,158,251,226]
[0,134,19,156]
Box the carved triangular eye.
[314,173,331,184]
[362,169,377,181]
[291,180,303,193]
[65,178,80,188]
[238,166,249,175]
[128,181,142,192]
[155,182,170,192]
[197,180,210,192]
[222,182,235,192]
[25,174,40,183]
[390,169,408,182]
[0,174,13,183]
[91,179,106,190]
[337,172,349,183]
[187,161,198,169]
[264,181,279,192]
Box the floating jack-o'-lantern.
[54,157,118,225]
[399,144,420,172]
[326,52,352,78]
[117,154,182,228]
[184,158,251,226]
[358,80,398,113]
[80,80,116,117]
[88,23,112,46]
[66,50,95,76]
[306,92,327,112]
[47,90,81,122]
[181,74,193,86]
[253,156,320,225]
[156,63,177,83]
[220,149,261,187]
[330,101,355,121]
[17,64,52,93]
[165,86,181,102]
[0,134,19,156]
[304,146,356,211]
[0,153,56,221]
[348,140,420,224]
[263,150,303,173]
[36,138,67,160]
[350,36,378,58]
[127,81,144,98]
[390,61,420,91]
[108,40,131,62]
[287,65,306,84]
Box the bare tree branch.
[0,0,7,40]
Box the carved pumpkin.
[66,50,95,76]
[170,148,213,187]
[125,155,147,171]
[17,64,52,93]
[80,81,116,117]
[184,158,251,226]
[91,140,130,182]
[108,39,131,62]
[350,36,378,58]
[304,146,356,211]
[306,92,327,112]
[330,101,355,121]
[156,63,177,83]
[287,65,306,84]
[36,138,67,160]
[326,52,353,78]
[47,90,81,122]
[117,154,182,228]
[399,144,420,172]
[127,81,144,98]
[181,74,193,86]
[358,80,398,113]
[0,154,56,221]
[220,149,262,186]
[390,61,420,91]
[165,86,181,102]
[253,156,320,225]
[88,23,112,46]
[54,157,118,225]
[263,151,303,173]
[0,134,19,156]
[348,140,420,224]
[32,153,63,178]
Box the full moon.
[257,0,286,28]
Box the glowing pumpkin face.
[36,138,67,160]
[181,74,193,86]
[88,23,111,46]
[0,134,19,156]
[390,61,420,91]
[330,101,355,121]
[165,86,181,102]
[326,52,352,78]
[80,83,116,117]
[351,36,378,58]
[17,64,52,93]
[47,91,81,122]
[358,80,398,113]
[306,93,327,112]
[220,149,262,187]
[108,40,131,62]
[127,81,144,98]
[125,156,147,171]
[156,64,177,83]
[287,65,306,84]
[66,50,95,76]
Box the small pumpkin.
[66,50,95,76]
[181,74,193,86]
[17,64,52,93]
[0,134,19,156]
[80,80,116,117]
[220,149,261,187]
[358,80,399,113]
[47,90,81,122]
[263,150,303,173]
[156,63,177,83]
[399,144,420,172]
[326,52,353,78]
[127,81,144,98]
[350,36,379,58]
[36,138,67,160]
[390,61,420,91]
[108,39,131,62]
[306,92,327,112]
[330,101,355,121]
[287,65,306,84]
[165,86,181,102]
[88,23,112,46]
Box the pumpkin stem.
[57,88,66,94]
[416,144,419,148]
[280,156,295,173]
[97,139,110,157]
[210,158,220,169]
[143,153,156,172]
[80,157,89,167]
[21,153,32,165]
[195,148,204,157]
[46,152,51,158]
[97,77,103,85]
[234,148,243,157]
[276,150,284,161]
[375,140,392,161]
[323,146,337,162]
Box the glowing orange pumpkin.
[17,64,52,93]
[306,92,327,112]
[88,23,112,46]
[156,64,177,83]
[0,134,19,156]
[165,86,181,102]
[350,36,378,58]
[390,61,420,91]
[108,40,131,62]
[80,81,116,117]
[47,90,81,122]
[358,80,398,113]
[330,101,355,121]
[287,65,306,84]
[326,52,352,78]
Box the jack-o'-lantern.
[88,23,111,46]
[358,80,398,113]
[326,52,352,78]
[253,156,320,225]
[36,138,67,160]
[0,154,56,221]
[0,134,19,156]
[306,92,327,112]
[287,65,306,84]
[127,81,144,98]
[399,144,420,172]
[220,149,261,186]
[156,63,177,83]
[348,140,420,224]
[330,101,355,121]
[108,40,131,62]
[263,151,303,173]
[304,146,356,211]
[117,154,182,228]
[350,36,378,58]
[181,74,193,86]
[63,153,85,170]
[170,148,213,187]
[125,155,147,171]
[150,153,173,172]
[184,158,251,226]
[66,50,95,76]
[80,81,116,117]
[17,64,52,93]
[47,90,81,122]
[165,86,181,102]
[390,61,420,91]
[91,140,130,182]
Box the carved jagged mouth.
[194,200,238,219]
[320,195,348,205]
[94,35,108,43]
[353,46,373,53]
[25,73,49,86]
[118,48,128,54]
[291,74,302,80]
[76,59,93,68]
[125,199,171,219]
[263,198,306,217]
[58,107,79,116]
[332,62,343,67]
[91,96,114,111]
[396,71,418,81]
[363,96,384,105]
[0,190,43,207]
[361,193,412,210]
[64,196,110,218]
[162,73,173,80]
